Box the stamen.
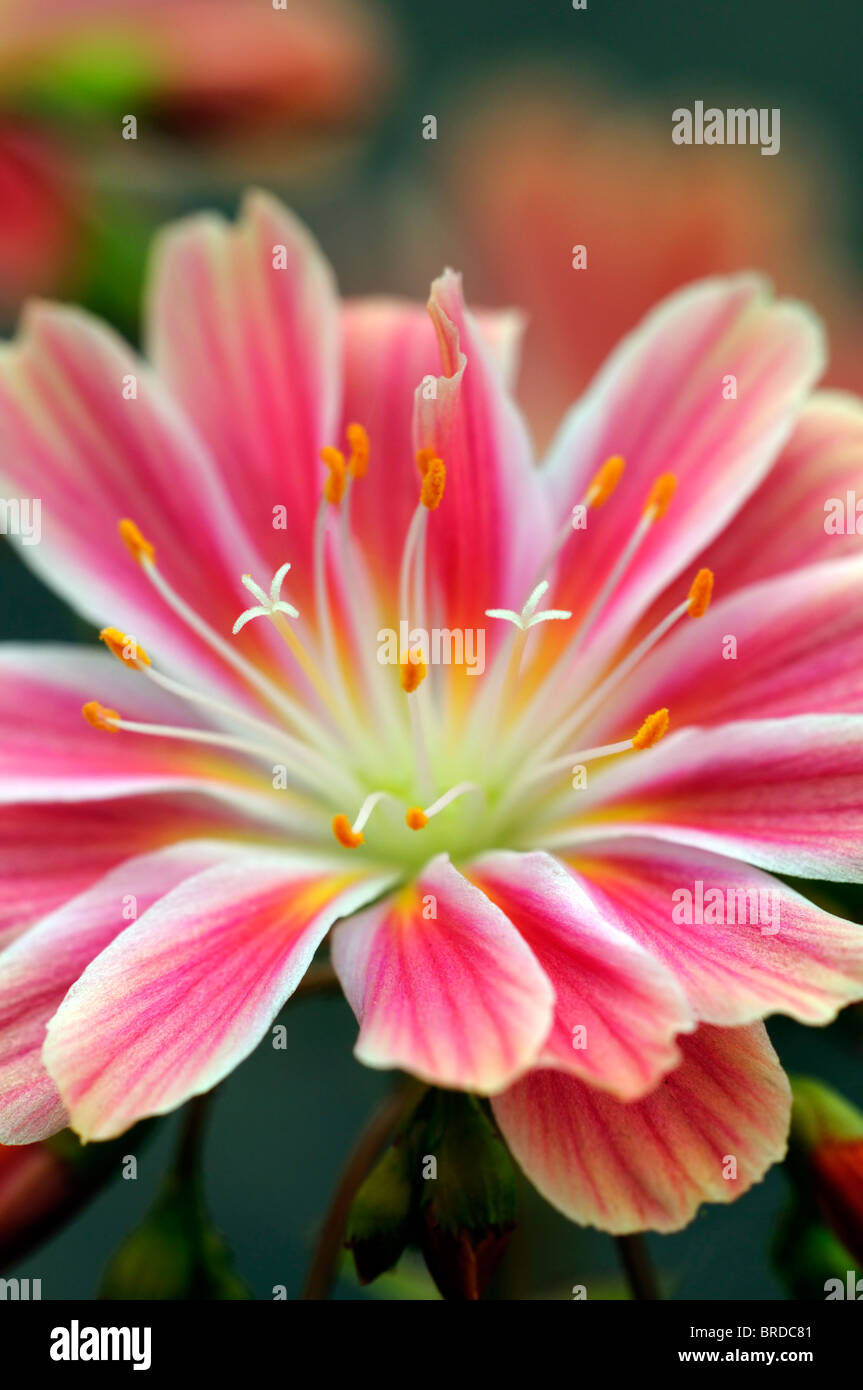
[130,656,362,802]
[332,789,401,848]
[397,643,434,799]
[118,518,155,565]
[420,457,446,510]
[332,813,364,849]
[400,648,427,694]
[312,490,354,719]
[644,472,677,521]
[82,701,120,731]
[562,470,679,655]
[119,520,334,750]
[321,447,347,506]
[687,567,714,618]
[99,628,150,667]
[397,453,446,639]
[411,781,482,824]
[337,468,405,739]
[516,707,670,792]
[350,790,392,833]
[631,706,670,749]
[585,454,626,509]
[88,709,304,769]
[522,569,714,768]
[533,454,627,586]
[346,423,370,478]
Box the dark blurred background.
[3,0,863,1299]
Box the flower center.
[84,433,714,874]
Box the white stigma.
[485,580,572,632]
[233,562,299,633]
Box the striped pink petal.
[565,838,863,1026]
[0,644,259,805]
[146,188,340,615]
[0,840,233,1145]
[0,302,277,699]
[413,270,552,630]
[0,794,253,952]
[467,850,693,1099]
[331,854,555,1093]
[569,715,863,881]
[584,554,863,740]
[43,854,393,1141]
[543,275,824,661]
[665,391,863,599]
[493,1022,791,1234]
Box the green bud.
[346,1136,415,1285]
[772,1199,860,1300]
[418,1092,517,1301]
[790,1076,863,1155]
[100,1172,251,1301]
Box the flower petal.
[0,301,276,699]
[563,715,863,881]
[146,188,340,612]
[586,554,863,739]
[338,297,443,602]
[543,275,824,659]
[43,854,394,1141]
[467,850,693,1099]
[0,644,260,805]
[565,838,863,1026]
[492,1022,791,1234]
[0,840,233,1145]
[340,299,524,588]
[413,270,552,629]
[0,793,253,951]
[331,854,555,1093]
[669,391,863,595]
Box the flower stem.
[301,1079,424,1300]
[615,1233,660,1300]
[174,1092,213,1183]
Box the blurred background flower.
[0,0,392,324]
[424,72,863,449]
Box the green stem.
[302,1080,423,1300]
[174,1092,213,1184]
[616,1233,660,1300]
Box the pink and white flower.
[1,190,863,1235]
